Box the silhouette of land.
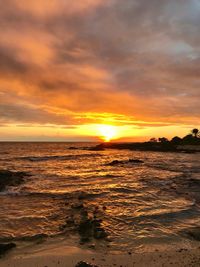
[94,128,200,153]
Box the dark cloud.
[0,103,72,125]
[0,46,29,75]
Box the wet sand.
[0,243,200,267]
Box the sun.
[97,125,118,142]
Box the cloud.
[0,0,199,139]
[0,46,28,76]
[0,102,72,125]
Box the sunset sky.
[0,0,199,141]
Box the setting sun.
[97,125,118,142]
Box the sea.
[0,142,200,253]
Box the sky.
[0,0,199,141]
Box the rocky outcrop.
[0,243,16,256]
[75,262,98,267]
[60,197,109,245]
[19,233,48,242]
[77,204,108,244]
[107,159,144,166]
[186,227,200,241]
[93,142,180,152]
[0,170,28,191]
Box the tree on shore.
[147,128,200,146]
[192,128,199,138]
[149,137,157,143]
[171,136,182,145]
[158,137,169,143]
[182,134,193,143]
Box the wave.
[0,233,49,243]
[109,187,138,194]
[133,206,197,223]
[17,153,102,162]
[0,189,71,199]
[0,191,24,196]
[0,189,107,201]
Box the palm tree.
[192,128,199,138]
[158,137,169,143]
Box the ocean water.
[0,142,200,252]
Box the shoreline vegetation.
[93,128,200,153]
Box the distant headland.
[94,128,200,153]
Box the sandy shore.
[0,242,200,267]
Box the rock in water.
[19,233,48,242]
[0,170,28,191]
[187,227,200,241]
[0,243,16,256]
[108,160,121,166]
[107,159,144,166]
[128,159,144,163]
[93,227,108,239]
[75,261,98,267]
[78,219,93,237]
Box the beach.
[1,241,200,267]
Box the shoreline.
[92,142,200,153]
[0,242,200,267]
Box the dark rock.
[188,179,200,187]
[177,248,188,252]
[80,236,90,244]
[81,209,88,217]
[78,192,88,200]
[92,219,101,228]
[0,170,28,191]
[88,244,96,249]
[0,243,16,255]
[74,202,108,243]
[93,228,108,239]
[72,203,84,209]
[108,160,121,166]
[66,218,75,226]
[93,141,182,152]
[19,233,47,242]
[181,150,196,154]
[78,220,93,236]
[107,159,144,166]
[75,261,98,267]
[187,228,200,241]
[128,159,144,164]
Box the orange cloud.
[0,0,199,140]
[13,0,107,17]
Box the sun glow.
[97,124,118,142]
